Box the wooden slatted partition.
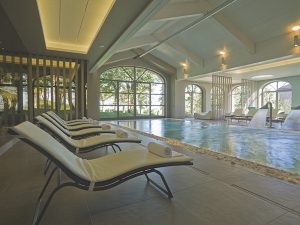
[0,51,87,125]
[212,73,232,120]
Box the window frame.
[184,84,203,117]
[99,66,166,120]
[261,81,292,112]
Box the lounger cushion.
[82,149,192,182]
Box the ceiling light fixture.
[219,51,225,56]
[251,75,274,79]
[292,26,300,31]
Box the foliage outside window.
[185,84,203,116]
[33,75,75,115]
[231,86,242,112]
[99,66,165,119]
[0,70,20,112]
[262,81,292,113]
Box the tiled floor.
[1,128,300,225]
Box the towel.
[148,142,172,157]
[101,124,111,130]
[116,129,128,138]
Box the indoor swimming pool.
[115,119,300,175]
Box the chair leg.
[32,167,57,225]
[43,160,52,176]
[112,143,122,152]
[33,182,74,225]
[146,169,173,199]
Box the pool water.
[115,119,300,174]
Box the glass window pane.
[151,95,164,105]
[193,85,202,93]
[136,83,149,94]
[263,92,276,107]
[139,70,163,83]
[193,93,202,112]
[151,106,164,116]
[0,86,18,111]
[119,105,134,117]
[100,106,118,118]
[263,82,277,92]
[136,93,150,105]
[101,67,133,81]
[119,82,134,93]
[100,80,117,93]
[185,85,192,92]
[136,105,150,116]
[119,93,134,105]
[151,83,164,94]
[278,82,292,91]
[100,93,116,105]
[278,91,292,113]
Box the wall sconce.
[180,61,189,79]
[292,26,300,47]
[219,50,226,66]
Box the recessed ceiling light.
[251,75,274,79]
[98,45,105,48]
[292,26,300,31]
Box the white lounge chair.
[46,111,94,126]
[45,112,101,130]
[194,111,212,120]
[41,113,114,139]
[9,121,193,225]
[35,115,141,153]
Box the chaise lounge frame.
[9,126,193,225]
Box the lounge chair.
[45,112,101,130]
[46,111,94,126]
[35,115,141,153]
[194,111,212,120]
[9,121,193,225]
[41,113,115,138]
[231,108,257,123]
[41,113,114,139]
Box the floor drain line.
[231,184,300,217]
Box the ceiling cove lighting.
[251,75,274,79]
[292,26,300,47]
[37,0,116,54]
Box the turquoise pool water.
[115,119,300,174]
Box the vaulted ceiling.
[111,0,300,83]
[1,0,300,83]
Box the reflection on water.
[115,119,300,174]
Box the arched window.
[231,85,242,112]
[99,66,165,119]
[262,81,292,113]
[185,84,203,116]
